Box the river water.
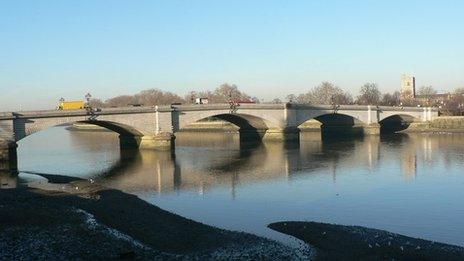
[11,127,464,246]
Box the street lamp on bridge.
[84,93,92,106]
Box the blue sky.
[1,0,463,110]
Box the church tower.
[401,74,416,99]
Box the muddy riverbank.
[2,183,464,260]
[269,221,464,260]
[0,185,307,260]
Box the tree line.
[89,83,255,108]
[88,82,464,114]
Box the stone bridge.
[0,103,438,171]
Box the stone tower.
[401,74,416,99]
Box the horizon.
[1,1,463,110]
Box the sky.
[1,0,463,110]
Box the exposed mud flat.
[269,221,464,260]
[0,186,307,260]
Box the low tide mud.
[0,185,305,260]
[269,221,464,260]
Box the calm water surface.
[14,127,464,246]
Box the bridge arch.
[75,120,144,137]
[378,114,419,133]
[179,113,271,142]
[176,109,276,131]
[378,111,422,123]
[10,118,151,150]
[14,120,146,142]
[297,112,367,136]
[183,113,269,131]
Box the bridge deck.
[0,103,435,120]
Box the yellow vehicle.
[58,101,85,110]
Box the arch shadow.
[76,120,146,149]
[76,120,144,137]
[300,113,365,139]
[379,115,416,134]
[181,113,269,144]
[16,120,145,150]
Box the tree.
[271,98,282,104]
[88,98,106,108]
[134,89,184,106]
[185,91,198,103]
[105,95,136,107]
[417,86,437,98]
[441,87,464,115]
[454,87,464,94]
[356,83,381,105]
[296,82,352,105]
[212,83,251,103]
[381,91,401,106]
[187,84,251,103]
[286,94,297,103]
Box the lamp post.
[84,93,95,120]
[85,93,92,107]
[58,97,65,110]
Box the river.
[10,127,464,247]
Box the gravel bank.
[0,186,306,260]
[269,221,464,260]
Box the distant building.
[401,74,416,99]
[415,93,452,106]
[399,74,458,108]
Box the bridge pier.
[0,140,18,173]
[263,127,300,142]
[119,133,175,151]
[363,123,381,135]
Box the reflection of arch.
[379,114,417,133]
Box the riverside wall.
[404,116,464,133]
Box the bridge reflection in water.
[20,130,454,198]
[1,129,463,194]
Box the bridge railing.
[0,103,437,120]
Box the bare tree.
[88,98,106,108]
[212,83,251,103]
[454,87,464,94]
[185,91,198,104]
[105,95,137,107]
[441,87,464,115]
[297,82,352,105]
[134,89,184,106]
[417,86,437,98]
[184,84,251,104]
[271,98,282,104]
[381,91,401,106]
[286,94,297,103]
[356,83,381,105]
